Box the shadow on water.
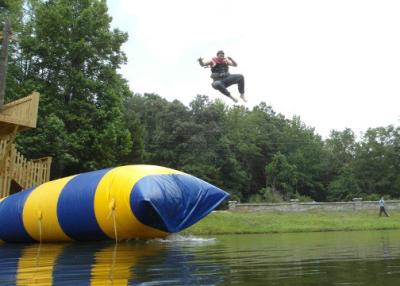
[0,235,225,285]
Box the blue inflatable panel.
[57,169,111,241]
[0,188,35,243]
[130,174,229,233]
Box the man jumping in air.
[198,50,246,103]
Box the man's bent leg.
[212,80,230,96]
[211,81,238,102]
[221,74,246,102]
[221,74,245,94]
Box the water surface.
[1,230,400,285]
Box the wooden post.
[0,125,18,172]
[0,17,11,107]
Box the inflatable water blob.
[0,165,229,243]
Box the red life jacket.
[212,57,228,65]
[211,57,229,77]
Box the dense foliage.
[123,94,400,202]
[2,0,400,201]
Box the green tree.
[325,129,356,173]
[121,93,146,164]
[354,126,400,198]
[275,116,328,201]
[327,165,361,201]
[324,128,359,201]
[14,0,131,177]
[1,0,25,103]
[265,152,298,199]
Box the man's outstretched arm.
[198,57,213,67]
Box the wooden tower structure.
[0,92,52,198]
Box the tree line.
[2,0,400,202]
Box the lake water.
[1,230,400,285]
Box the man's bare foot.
[229,95,239,103]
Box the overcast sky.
[106,0,400,138]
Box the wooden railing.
[0,137,52,198]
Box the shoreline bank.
[182,210,398,235]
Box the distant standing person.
[379,197,390,217]
[198,50,246,103]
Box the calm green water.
[1,230,400,285]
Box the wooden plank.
[0,126,18,174]
[0,92,39,129]
[0,92,40,139]
[0,176,4,198]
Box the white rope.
[37,210,43,244]
[112,208,118,244]
[107,199,118,244]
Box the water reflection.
[0,237,225,285]
[213,231,400,286]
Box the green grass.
[182,210,400,235]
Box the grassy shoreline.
[182,210,399,235]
